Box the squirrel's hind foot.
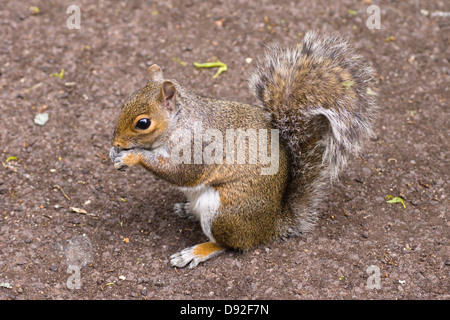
[174,201,198,221]
[170,241,225,269]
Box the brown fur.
[113,78,292,249]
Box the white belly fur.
[179,184,221,241]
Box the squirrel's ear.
[160,81,177,111]
[147,64,164,82]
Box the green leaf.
[6,156,18,162]
[366,87,376,95]
[193,61,228,79]
[342,80,355,89]
[29,6,40,15]
[50,68,64,79]
[348,9,357,15]
[385,195,406,208]
[385,36,396,43]
[172,57,187,66]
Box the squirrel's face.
[112,65,177,150]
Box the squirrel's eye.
[135,118,151,130]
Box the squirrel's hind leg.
[170,241,225,269]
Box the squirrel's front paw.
[109,147,127,170]
[109,147,141,171]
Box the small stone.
[34,112,49,126]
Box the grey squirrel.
[109,31,377,268]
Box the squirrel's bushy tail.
[249,31,377,235]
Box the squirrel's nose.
[113,141,128,150]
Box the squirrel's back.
[249,31,377,235]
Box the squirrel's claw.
[114,162,128,171]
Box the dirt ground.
[0,0,448,300]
